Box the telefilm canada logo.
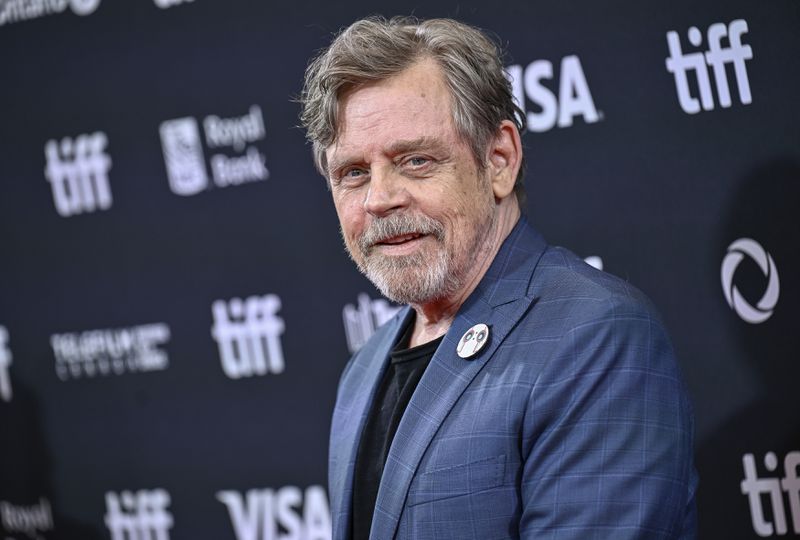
[44,131,113,217]
[217,485,331,540]
[506,55,601,133]
[105,489,173,540]
[741,451,800,536]
[0,0,100,26]
[665,19,753,114]
[159,105,269,196]
[211,294,285,379]
[721,238,779,324]
[51,323,171,381]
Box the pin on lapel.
[457,323,490,359]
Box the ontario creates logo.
[721,238,779,324]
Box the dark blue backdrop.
[1,1,798,538]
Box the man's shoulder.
[529,244,665,328]
[492,219,659,323]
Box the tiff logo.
[342,294,401,354]
[44,131,113,217]
[665,19,753,114]
[105,489,173,540]
[741,451,800,536]
[211,294,285,379]
[0,325,11,402]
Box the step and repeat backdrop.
[0,0,798,539]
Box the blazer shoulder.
[533,245,665,324]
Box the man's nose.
[363,168,409,217]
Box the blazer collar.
[369,216,548,539]
[329,305,413,540]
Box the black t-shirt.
[350,318,444,540]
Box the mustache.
[358,214,445,254]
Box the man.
[300,16,697,539]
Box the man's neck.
[408,200,521,348]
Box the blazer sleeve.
[518,294,698,539]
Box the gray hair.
[299,16,526,206]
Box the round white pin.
[457,323,490,359]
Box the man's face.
[324,58,498,306]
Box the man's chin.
[362,260,452,305]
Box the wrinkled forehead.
[324,58,458,164]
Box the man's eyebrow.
[386,137,445,155]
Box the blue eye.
[408,157,428,167]
[339,168,368,183]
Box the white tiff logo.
[105,489,173,540]
[217,485,331,540]
[0,325,12,402]
[211,294,285,379]
[741,452,800,536]
[44,131,113,217]
[342,294,401,354]
[665,19,753,114]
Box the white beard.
[344,197,496,305]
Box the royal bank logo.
[342,294,401,353]
[506,55,601,133]
[721,238,779,324]
[51,323,171,381]
[216,485,331,540]
[44,131,113,217]
[0,325,12,402]
[0,0,100,26]
[665,19,753,114]
[160,105,269,196]
[105,489,173,540]
[0,497,54,539]
[211,294,285,379]
[741,451,800,536]
[159,117,208,196]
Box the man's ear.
[486,120,523,200]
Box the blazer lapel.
[370,218,547,539]
[330,306,414,540]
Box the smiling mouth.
[377,233,425,246]
[368,233,430,255]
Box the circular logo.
[720,238,780,324]
[69,0,101,16]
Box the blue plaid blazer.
[329,217,698,539]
